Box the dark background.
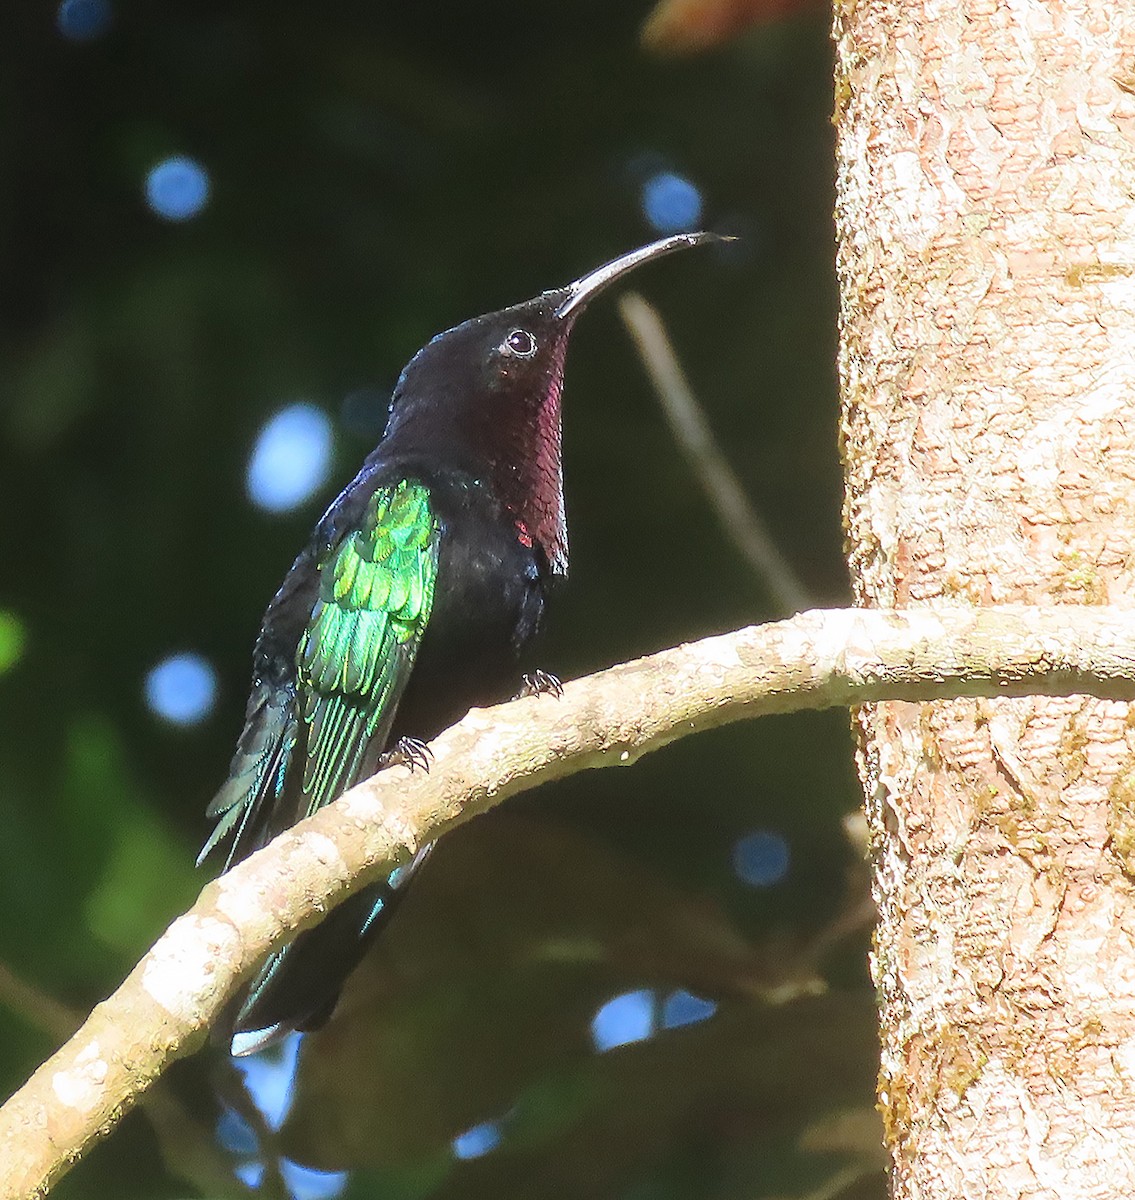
[1,2,882,1196]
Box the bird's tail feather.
[229,843,433,1056]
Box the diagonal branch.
[618,290,812,615]
[0,965,237,1197]
[5,604,1135,1198]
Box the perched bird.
[203,232,719,1056]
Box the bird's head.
[383,232,722,575]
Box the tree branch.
[0,964,238,1197]
[6,604,1135,1198]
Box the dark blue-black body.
[203,233,718,1054]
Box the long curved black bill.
[555,231,726,319]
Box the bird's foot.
[380,736,433,773]
[514,669,563,700]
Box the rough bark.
[7,607,1135,1197]
[834,0,1135,1194]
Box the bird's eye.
[503,328,537,357]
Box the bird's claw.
[515,669,563,700]
[380,736,433,773]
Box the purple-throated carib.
[203,232,720,1055]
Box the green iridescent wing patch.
[202,480,438,866]
[297,480,439,816]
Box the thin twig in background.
[0,962,79,1043]
[618,290,811,616]
[792,813,876,983]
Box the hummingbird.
[203,231,720,1056]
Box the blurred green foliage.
[0,2,881,1197]
[0,611,25,675]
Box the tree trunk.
[834,0,1135,1194]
